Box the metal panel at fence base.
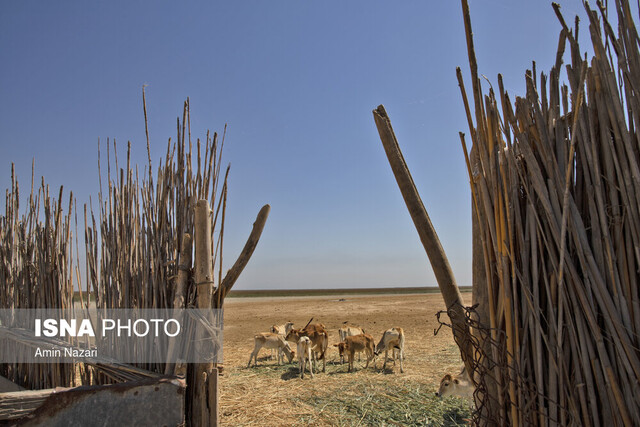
[1,376,185,426]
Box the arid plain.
[219,291,473,425]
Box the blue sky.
[1,1,593,290]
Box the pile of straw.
[459,0,640,424]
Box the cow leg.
[399,348,404,373]
[383,349,389,370]
[322,337,327,372]
[364,350,371,369]
[308,351,314,378]
[248,345,260,368]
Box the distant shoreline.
[72,286,472,302]
[226,286,472,298]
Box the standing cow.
[374,327,405,373]
[333,333,376,372]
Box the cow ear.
[454,378,459,384]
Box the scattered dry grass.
[219,292,472,425]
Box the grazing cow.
[435,368,475,399]
[269,322,294,359]
[247,332,295,368]
[297,336,314,379]
[338,323,366,363]
[333,333,376,372]
[374,327,405,373]
[286,323,328,373]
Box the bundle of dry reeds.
[459,0,640,425]
[0,163,77,389]
[1,95,231,389]
[84,95,228,311]
[83,95,229,379]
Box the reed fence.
[1,94,232,391]
[458,0,640,424]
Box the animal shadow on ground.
[280,366,302,380]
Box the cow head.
[285,328,302,343]
[435,374,458,398]
[333,342,347,358]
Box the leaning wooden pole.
[373,104,475,377]
[213,204,270,308]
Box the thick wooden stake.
[190,200,217,427]
[373,104,475,377]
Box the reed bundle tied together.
[459,0,640,425]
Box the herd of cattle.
[247,320,474,399]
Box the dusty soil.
[219,292,472,426]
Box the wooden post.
[165,233,192,376]
[373,105,475,377]
[190,200,217,427]
[187,202,270,426]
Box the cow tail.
[318,332,327,360]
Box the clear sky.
[1,1,594,290]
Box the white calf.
[297,336,314,379]
[247,332,295,367]
[374,327,405,373]
[269,322,294,359]
[271,321,295,336]
[435,368,475,399]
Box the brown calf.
[333,333,376,372]
[337,323,365,363]
[286,323,328,373]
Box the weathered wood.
[190,200,216,427]
[1,377,185,425]
[372,104,475,378]
[195,200,214,304]
[213,204,271,308]
[0,388,55,420]
[165,232,193,375]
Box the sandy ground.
[219,292,472,425]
